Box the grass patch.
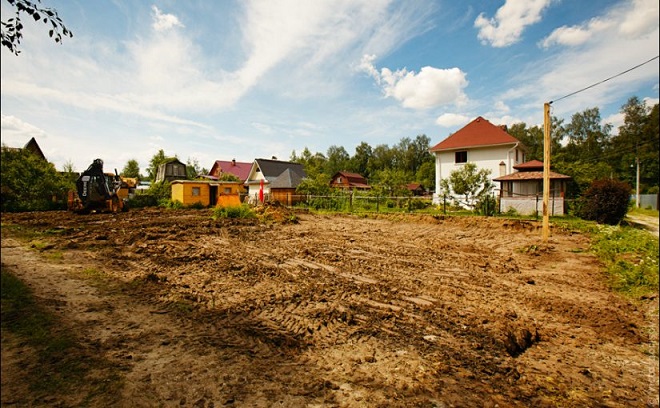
[628,206,659,217]
[554,217,659,298]
[1,267,123,404]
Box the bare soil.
[1,208,658,407]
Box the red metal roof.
[493,171,571,181]
[209,160,252,181]
[430,116,521,151]
[513,160,544,171]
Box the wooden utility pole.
[542,102,551,242]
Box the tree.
[186,157,203,179]
[1,0,73,55]
[439,162,493,208]
[325,145,350,176]
[121,159,141,179]
[1,145,72,211]
[607,97,659,193]
[147,149,170,181]
[562,107,611,163]
[348,142,373,178]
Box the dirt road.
[1,208,658,407]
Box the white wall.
[433,144,524,204]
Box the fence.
[631,194,658,210]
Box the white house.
[430,116,526,205]
[244,158,306,203]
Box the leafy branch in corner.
[1,0,72,55]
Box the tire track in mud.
[2,209,656,407]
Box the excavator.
[67,158,129,214]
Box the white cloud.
[435,113,471,127]
[359,55,469,109]
[541,0,657,49]
[151,5,184,31]
[0,114,49,147]
[619,0,659,39]
[475,0,555,47]
[643,97,659,108]
[540,18,611,48]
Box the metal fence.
[631,194,658,210]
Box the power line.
[550,55,659,104]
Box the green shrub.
[576,179,631,225]
[475,195,497,216]
[212,205,256,219]
[127,193,158,208]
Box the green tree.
[439,162,493,208]
[348,142,373,178]
[147,149,170,181]
[1,0,73,55]
[291,147,326,179]
[607,97,659,193]
[562,107,611,163]
[121,159,141,179]
[325,145,350,176]
[371,168,412,197]
[296,172,331,196]
[186,157,203,179]
[1,145,72,211]
[415,161,435,192]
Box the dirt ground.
[1,207,658,407]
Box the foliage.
[1,145,73,212]
[576,179,631,225]
[475,194,497,216]
[440,163,493,208]
[146,180,171,202]
[121,159,141,179]
[186,157,206,179]
[370,168,412,197]
[218,172,240,182]
[296,172,332,196]
[1,0,72,55]
[127,193,157,208]
[146,149,170,181]
[212,205,256,220]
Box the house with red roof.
[493,160,571,215]
[329,171,371,190]
[207,159,252,182]
[429,116,526,204]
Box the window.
[192,187,200,196]
[455,151,467,163]
[224,187,231,194]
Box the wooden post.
[542,102,551,242]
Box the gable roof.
[255,158,306,181]
[430,116,521,152]
[270,168,304,189]
[209,159,252,181]
[331,171,370,189]
[24,137,46,160]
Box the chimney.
[499,161,506,177]
[231,159,236,166]
[499,124,508,132]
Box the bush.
[127,193,158,208]
[475,195,497,216]
[212,205,256,219]
[576,179,631,225]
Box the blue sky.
[1,0,658,174]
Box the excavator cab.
[68,159,126,214]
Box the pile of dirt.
[1,208,658,407]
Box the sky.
[1,0,658,175]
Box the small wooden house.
[329,171,370,190]
[244,158,307,204]
[156,158,187,183]
[406,183,426,196]
[171,180,244,207]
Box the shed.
[156,158,187,183]
[171,180,244,207]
